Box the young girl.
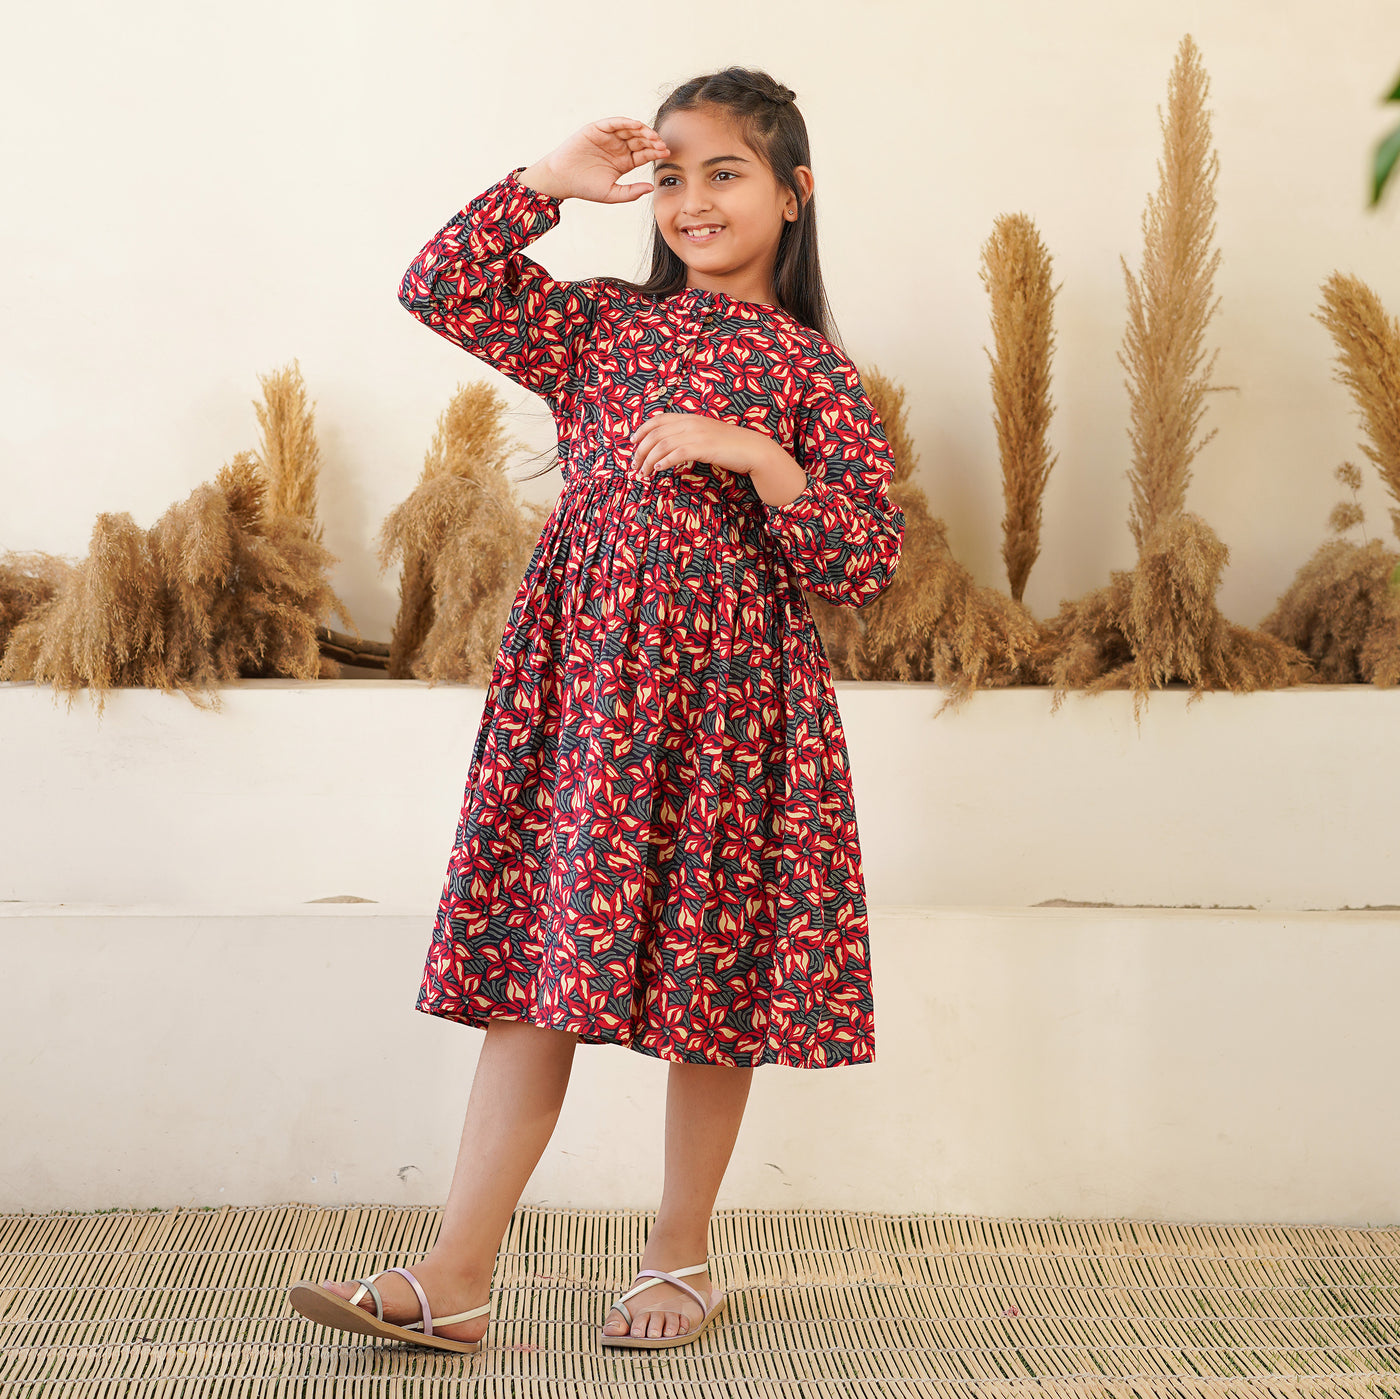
[288,66,905,1356]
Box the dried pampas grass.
[1261,535,1400,684]
[1036,34,1308,718]
[1313,273,1400,541]
[0,513,168,712]
[1258,273,1400,682]
[1037,512,1309,720]
[253,360,326,544]
[1120,38,1230,552]
[0,363,356,712]
[981,212,1061,605]
[811,204,1059,712]
[0,550,77,659]
[376,381,547,684]
[812,367,1042,716]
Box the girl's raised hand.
[518,119,670,204]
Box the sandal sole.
[288,1282,484,1355]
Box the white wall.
[4,0,1399,646]
[5,4,1400,1224]
[6,902,1397,1225]
[2,680,1398,912]
[2,682,1398,1222]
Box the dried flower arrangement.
[1258,273,1400,682]
[3,37,1396,719]
[0,361,357,712]
[808,365,1042,718]
[1022,34,1312,721]
[375,380,548,684]
[0,552,75,662]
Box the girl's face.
[652,106,811,308]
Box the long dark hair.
[515,66,838,481]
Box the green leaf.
[1371,122,1400,206]
[1389,561,1400,591]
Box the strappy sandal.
[599,1260,727,1349]
[288,1265,490,1355]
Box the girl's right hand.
[517,119,671,204]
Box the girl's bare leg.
[322,1016,579,1344]
[602,1059,754,1339]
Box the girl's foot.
[602,1257,716,1340]
[320,1253,492,1346]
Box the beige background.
[3,0,1399,644]
[5,3,1400,1219]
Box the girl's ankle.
[417,1248,496,1291]
[641,1225,711,1265]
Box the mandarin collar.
[673,285,793,325]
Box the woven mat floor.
[1,1203,1398,1398]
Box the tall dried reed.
[1258,275,1400,682]
[1033,34,1310,718]
[253,359,325,545]
[981,213,1061,604]
[1120,38,1229,550]
[1314,272,1400,540]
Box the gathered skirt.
[416,458,876,1068]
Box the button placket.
[638,301,721,523]
[664,304,719,407]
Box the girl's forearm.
[749,438,809,507]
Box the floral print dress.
[397,166,905,1068]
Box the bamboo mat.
[2,1203,1398,1398]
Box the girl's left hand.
[629,411,773,480]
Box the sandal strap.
[635,1268,708,1315]
[385,1265,434,1336]
[615,1259,711,1311]
[616,1274,662,1307]
[377,1265,491,1332]
[347,1277,384,1322]
[668,1261,710,1279]
[424,1301,492,1326]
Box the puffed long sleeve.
[398,166,600,404]
[760,357,906,607]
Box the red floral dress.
[398,166,905,1068]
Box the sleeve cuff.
[761,474,823,522]
[458,166,563,262]
[504,164,563,213]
